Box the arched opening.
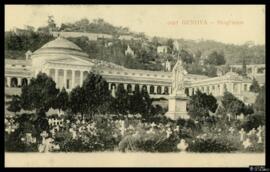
[185,88,189,96]
[11,78,18,88]
[157,86,161,94]
[118,83,124,91]
[233,83,237,93]
[150,85,155,94]
[224,84,227,92]
[66,70,72,89]
[164,86,169,95]
[21,78,28,87]
[206,86,210,94]
[134,84,140,93]
[127,84,132,93]
[142,85,147,92]
[111,83,116,90]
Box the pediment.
[46,56,94,66]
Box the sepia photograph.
[4,5,266,167]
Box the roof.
[32,37,89,58]
[39,37,82,51]
[5,59,31,65]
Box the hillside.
[5,17,265,75]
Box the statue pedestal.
[165,94,189,120]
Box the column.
[7,77,11,87]
[189,88,193,96]
[215,85,219,96]
[63,70,67,89]
[238,83,241,95]
[27,78,31,86]
[131,84,135,92]
[169,86,172,94]
[161,86,164,94]
[18,78,22,87]
[147,85,150,93]
[123,83,128,90]
[154,85,157,94]
[54,69,58,85]
[220,84,224,95]
[229,83,233,93]
[108,83,111,90]
[139,84,142,91]
[72,70,75,89]
[80,71,83,87]
[35,70,39,77]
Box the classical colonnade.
[187,82,251,97]
[5,76,30,88]
[41,68,172,95]
[6,68,252,99]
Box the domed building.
[5,37,254,101]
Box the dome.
[32,37,88,58]
[40,37,82,51]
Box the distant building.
[125,45,135,56]
[105,42,113,47]
[199,55,208,65]
[118,35,139,41]
[165,60,171,71]
[5,37,257,103]
[13,27,32,36]
[157,46,168,54]
[51,31,113,41]
[25,50,32,60]
[216,68,223,77]
[229,64,265,86]
[173,40,181,51]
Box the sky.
[5,5,265,45]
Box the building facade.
[5,37,256,102]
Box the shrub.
[239,112,265,131]
[189,137,237,152]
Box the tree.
[152,37,160,47]
[20,72,59,114]
[53,88,69,114]
[221,91,252,116]
[188,90,218,121]
[242,58,247,77]
[250,78,260,93]
[179,49,194,64]
[81,72,112,118]
[114,84,129,115]
[7,95,21,115]
[254,85,265,112]
[69,86,87,118]
[206,51,226,66]
[166,39,174,54]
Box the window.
[257,68,265,74]
[244,84,247,91]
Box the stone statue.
[172,59,187,95]
[165,58,189,120]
